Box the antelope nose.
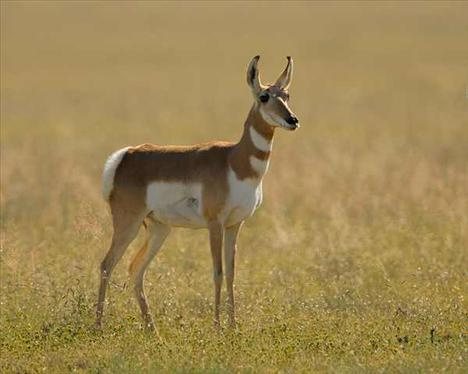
[286,115,298,125]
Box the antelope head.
[247,55,299,131]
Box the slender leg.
[129,220,171,331]
[224,222,243,328]
[95,213,144,329]
[208,220,224,327]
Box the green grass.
[1,2,467,372]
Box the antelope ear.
[246,55,263,94]
[275,56,293,90]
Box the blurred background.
[1,1,467,372]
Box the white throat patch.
[249,126,272,152]
[250,156,270,177]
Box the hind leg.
[95,210,145,329]
[129,218,171,330]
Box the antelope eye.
[259,93,269,103]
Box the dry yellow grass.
[1,2,467,372]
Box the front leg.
[224,222,243,328]
[208,220,224,327]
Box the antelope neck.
[229,105,275,180]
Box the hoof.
[143,316,156,332]
[145,322,156,332]
[93,321,103,332]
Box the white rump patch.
[102,147,130,201]
[249,126,272,152]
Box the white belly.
[145,169,263,229]
[146,181,206,228]
[223,168,263,227]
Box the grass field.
[1,1,467,372]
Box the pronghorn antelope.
[96,56,299,330]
